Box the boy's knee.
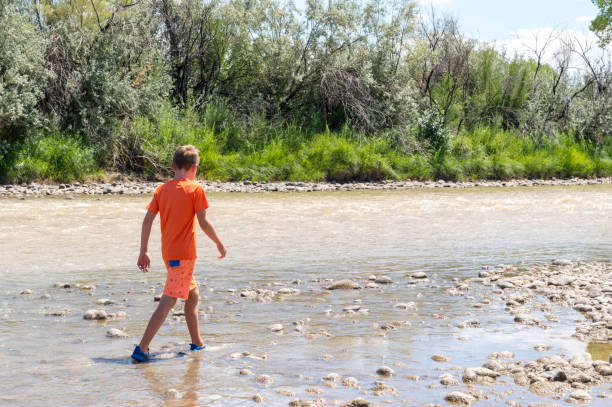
[186,288,199,304]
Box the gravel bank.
[2,177,611,198]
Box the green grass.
[3,133,98,183]
[2,108,610,183]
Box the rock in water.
[374,276,393,284]
[106,328,127,338]
[20,289,32,295]
[444,391,476,405]
[411,272,428,279]
[268,324,283,332]
[431,354,450,362]
[342,398,370,407]
[325,280,362,290]
[376,366,394,377]
[83,309,108,320]
[95,298,115,305]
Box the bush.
[6,133,97,182]
[416,109,450,152]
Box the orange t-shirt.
[146,179,209,260]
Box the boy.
[132,145,226,362]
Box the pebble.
[376,366,394,377]
[95,298,114,305]
[432,354,450,362]
[20,289,32,295]
[342,398,370,407]
[254,375,274,386]
[252,393,265,403]
[411,272,428,279]
[374,276,392,284]
[325,280,362,290]
[323,373,341,382]
[444,391,476,405]
[83,309,108,320]
[394,302,416,310]
[341,376,359,388]
[267,324,283,332]
[106,328,127,338]
[567,389,593,403]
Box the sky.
[418,0,606,66]
[419,0,599,45]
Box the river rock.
[548,276,573,286]
[106,328,127,338]
[267,324,283,332]
[341,376,359,388]
[552,259,572,266]
[47,309,70,316]
[323,373,341,382]
[252,393,265,403]
[514,314,539,325]
[254,374,274,386]
[566,389,593,403]
[40,293,51,299]
[594,362,612,376]
[432,354,450,362]
[81,285,96,290]
[375,276,393,284]
[569,353,593,369]
[239,368,253,375]
[482,359,504,372]
[376,366,394,377]
[394,302,416,310]
[325,280,362,290]
[83,309,108,320]
[411,272,428,279]
[444,391,476,405]
[439,374,459,386]
[371,381,397,396]
[20,289,32,295]
[95,298,115,305]
[342,398,370,407]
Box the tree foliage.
[0,0,610,179]
[591,0,612,46]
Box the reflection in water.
[0,185,611,406]
[587,342,612,362]
[140,353,201,406]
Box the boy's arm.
[137,210,157,272]
[196,209,226,259]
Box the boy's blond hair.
[172,145,200,170]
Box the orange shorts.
[163,259,197,300]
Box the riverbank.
[2,177,612,198]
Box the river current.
[0,185,610,406]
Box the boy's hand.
[137,251,151,272]
[217,243,227,259]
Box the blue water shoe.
[190,343,204,351]
[131,345,150,362]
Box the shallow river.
[0,185,611,406]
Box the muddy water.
[0,185,611,406]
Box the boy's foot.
[131,345,150,362]
[190,343,205,351]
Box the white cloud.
[576,16,593,23]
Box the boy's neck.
[173,170,192,181]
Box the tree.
[591,0,612,47]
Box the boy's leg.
[184,286,204,347]
[139,294,177,351]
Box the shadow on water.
[92,351,187,365]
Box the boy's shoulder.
[157,179,204,194]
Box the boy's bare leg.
[139,295,177,351]
[185,287,204,347]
